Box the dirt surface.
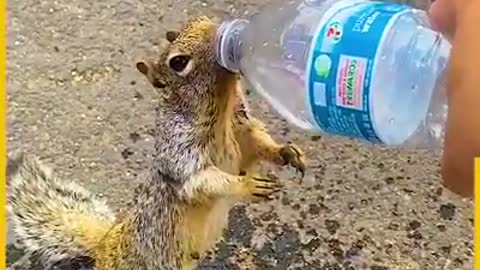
[6,0,473,269]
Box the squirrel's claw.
[252,193,275,200]
[279,142,306,178]
[243,175,281,201]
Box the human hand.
[427,0,469,40]
[434,0,480,198]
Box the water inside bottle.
[369,11,450,146]
[217,0,451,148]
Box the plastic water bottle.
[215,0,451,149]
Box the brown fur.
[8,16,306,270]
[134,16,306,269]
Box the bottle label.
[306,1,408,143]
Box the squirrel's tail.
[7,152,116,264]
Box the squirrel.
[7,16,306,270]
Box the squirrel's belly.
[213,142,242,175]
[181,198,233,259]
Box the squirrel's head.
[136,16,232,103]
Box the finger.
[252,193,274,200]
[253,177,277,183]
[428,0,457,39]
[255,184,275,190]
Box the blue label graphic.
[307,2,407,143]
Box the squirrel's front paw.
[279,142,306,178]
[237,171,281,200]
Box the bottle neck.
[215,19,250,73]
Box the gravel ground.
[6,0,473,269]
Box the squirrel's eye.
[169,55,191,73]
[152,79,166,88]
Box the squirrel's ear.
[166,31,179,43]
[136,61,149,75]
[167,53,193,77]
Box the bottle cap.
[215,19,249,73]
